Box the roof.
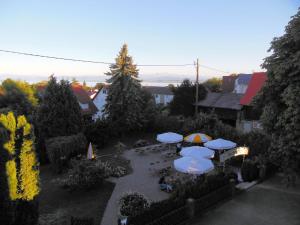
[196,92,243,110]
[221,75,237,93]
[237,74,252,85]
[71,84,98,115]
[144,86,173,95]
[36,82,98,115]
[91,84,109,100]
[240,72,267,105]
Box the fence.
[141,181,235,225]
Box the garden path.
[100,148,171,225]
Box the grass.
[39,165,115,225]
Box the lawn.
[39,165,115,225]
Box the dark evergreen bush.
[84,119,113,148]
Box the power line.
[0,49,112,65]
[0,49,230,73]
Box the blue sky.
[0,0,299,83]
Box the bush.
[171,173,230,200]
[241,159,259,182]
[58,159,106,191]
[46,133,87,173]
[127,198,186,225]
[150,114,182,133]
[84,119,113,148]
[119,192,150,217]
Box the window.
[79,102,89,110]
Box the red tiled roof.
[71,84,98,115]
[240,72,267,105]
[36,82,98,115]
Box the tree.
[0,112,39,225]
[256,9,300,178]
[36,76,83,139]
[0,79,38,116]
[169,79,207,117]
[104,44,145,132]
[203,77,222,92]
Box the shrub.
[46,133,87,173]
[119,192,150,217]
[58,159,106,191]
[127,198,186,225]
[241,159,259,182]
[150,114,182,133]
[171,173,230,200]
[84,119,113,148]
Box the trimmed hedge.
[46,133,87,173]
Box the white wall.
[234,79,248,94]
[153,94,173,105]
[92,88,108,120]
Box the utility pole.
[195,58,199,116]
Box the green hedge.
[46,133,87,173]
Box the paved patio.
[100,147,174,225]
[191,174,300,225]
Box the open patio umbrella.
[184,133,212,143]
[156,132,183,144]
[180,146,214,159]
[174,156,214,175]
[204,138,236,150]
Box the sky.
[0,0,299,84]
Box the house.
[36,82,98,119]
[91,85,109,120]
[233,74,252,94]
[71,84,98,119]
[143,86,174,106]
[221,75,237,93]
[196,72,267,133]
[238,72,267,132]
[196,92,244,127]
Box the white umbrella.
[174,156,214,175]
[156,132,183,144]
[204,138,237,150]
[180,146,215,159]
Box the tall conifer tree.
[104,44,145,132]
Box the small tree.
[203,77,222,92]
[0,79,38,116]
[36,77,83,163]
[255,9,300,178]
[169,79,207,117]
[0,112,40,225]
[104,44,145,133]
